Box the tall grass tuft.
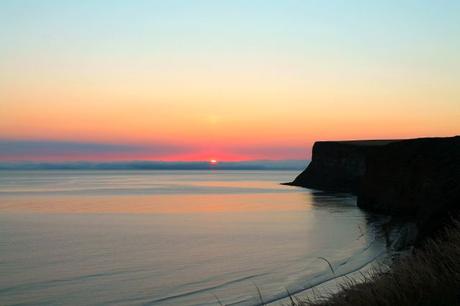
[295,220,460,306]
[317,257,335,275]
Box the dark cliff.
[288,140,397,192]
[357,136,460,238]
[290,136,460,240]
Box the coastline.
[282,135,459,305]
[292,221,460,306]
[268,217,415,305]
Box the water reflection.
[0,171,389,306]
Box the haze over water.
[0,170,387,305]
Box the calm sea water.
[0,170,387,305]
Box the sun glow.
[209,159,218,165]
[1,1,459,163]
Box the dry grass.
[294,221,460,306]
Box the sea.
[0,170,389,305]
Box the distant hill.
[0,160,308,171]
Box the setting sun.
[1,1,459,305]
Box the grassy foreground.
[292,221,460,306]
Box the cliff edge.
[288,140,397,192]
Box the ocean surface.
[0,170,388,305]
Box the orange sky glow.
[1,1,459,161]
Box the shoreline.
[292,222,460,306]
[283,135,459,306]
[267,218,413,305]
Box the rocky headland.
[288,135,460,305]
[288,136,460,241]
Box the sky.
[1,0,459,161]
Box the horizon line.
[0,160,309,171]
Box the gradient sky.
[1,0,459,161]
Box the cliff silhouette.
[288,136,460,241]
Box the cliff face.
[289,140,396,192]
[290,136,460,240]
[357,136,460,238]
